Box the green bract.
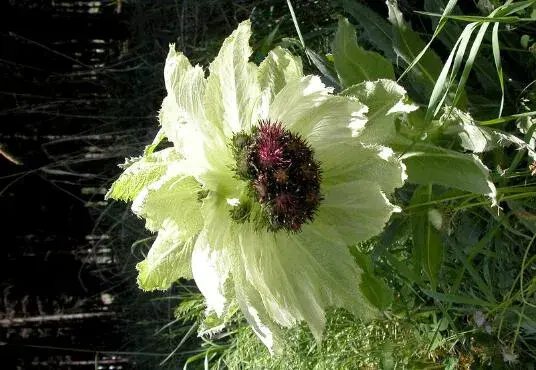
[107,20,408,351]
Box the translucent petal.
[311,179,400,244]
[105,147,177,202]
[342,79,418,144]
[318,141,406,193]
[164,46,207,127]
[160,101,235,192]
[257,47,303,118]
[204,20,261,136]
[161,48,225,176]
[237,225,377,344]
[158,95,190,153]
[268,76,332,130]
[192,231,231,317]
[136,220,196,291]
[233,266,283,353]
[291,95,368,145]
[132,163,203,235]
[200,193,242,253]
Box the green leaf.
[386,1,444,102]
[425,22,479,121]
[304,48,340,89]
[350,247,394,310]
[105,148,175,202]
[422,289,494,307]
[360,273,394,310]
[440,107,531,153]
[137,222,196,291]
[400,144,497,202]
[425,0,499,92]
[332,17,394,88]
[341,0,395,60]
[397,0,457,83]
[410,185,444,290]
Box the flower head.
[107,20,407,351]
[230,120,322,232]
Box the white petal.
[162,46,208,141]
[192,231,230,317]
[342,79,418,145]
[257,46,303,118]
[236,225,377,344]
[318,141,406,193]
[311,180,400,244]
[132,164,203,235]
[204,20,262,136]
[233,268,283,353]
[136,220,196,291]
[294,95,368,145]
[269,75,332,130]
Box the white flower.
[107,20,408,351]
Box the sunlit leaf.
[400,144,497,203]
[332,17,394,87]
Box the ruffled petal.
[291,95,368,145]
[268,75,332,130]
[200,193,242,252]
[318,141,406,193]
[132,163,203,235]
[233,267,283,353]
[105,147,177,202]
[342,79,418,145]
[311,179,400,245]
[257,47,303,118]
[162,46,208,144]
[191,231,231,317]
[136,220,196,291]
[204,20,262,136]
[236,225,377,345]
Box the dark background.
[0,0,338,368]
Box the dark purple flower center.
[231,120,322,232]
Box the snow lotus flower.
[107,20,407,351]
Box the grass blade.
[422,290,494,307]
[397,0,458,82]
[491,21,504,117]
[286,0,305,49]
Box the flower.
[107,20,407,351]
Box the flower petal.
[162,46,207,144]
[318,141,406,193]
[311,179,400,245]
[192,231,231,317]
[237,225,377,344]
[204,20,261,136]
[233,268,283,353]
[342,79,418,145]
[268,75,332,130]
[291,95,368,145]
[257,47,303,117]
[200,193,242,252]
[105,147,177,202]
[132,163,203,235]
[136,220,196,291]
